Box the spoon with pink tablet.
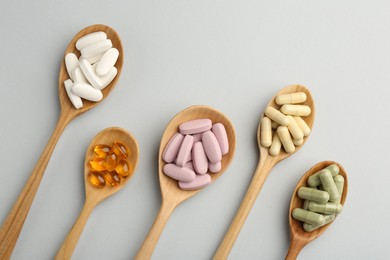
[135,105,236,259]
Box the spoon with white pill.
[135,105,236,259]
[55,127,139,260]
[214,84,315,259]
[286,161,348,259]
[0,24,123,258]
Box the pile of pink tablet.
[162,119,229,190]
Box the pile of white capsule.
[64,31,119,109]
[260,92,311,155]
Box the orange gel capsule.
[89,157,105,172]
[104,171,121,186]
[104,153,118,171]
[112,141,130,159]
[94,144,111,158]
[88,172,106,188]
[116,159,132,178]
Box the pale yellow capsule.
[293,138,303,146]
[269,132,282,156]
[281,105,311,116]
[275,92,307,105]
[293,116,311,136]
[277,126,295,153]
[287,116,304,140]
[260,117,272,148]
[271,121,279,129]
[265,107,290,126]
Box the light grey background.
[0,0,389,259]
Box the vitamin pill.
[116,159,132,178]
[80,39,113,58]
[212,123,229,155]
[303,214,335,232]
[94,144,111,158]
[280,105,311,116]
[163,133,184,163]
[209,161,221,173]
[98,67,118,90]
[79,58,103,89]
[96,48,119,76]
[72,82,103,102]
[319,171,339,202]
[293,116,311,136]
[202,130,222,163]
[163,164,196,182]
[179,119,212,135]
[275,92,307,105]
[269,133,282,156]
[192,142,208,175]
[176,135,194,167]
[292,208,325,226]
[72,67,88,84]
[307,165,339,187]
[104,153,118,171]
[89,157,105,172]
[104,171,121,186]
[64,79,83,109]
[264,107,290,126]
[293,138,303,146]
[112,141,129,159]
[65,53,79,80]
[179,174,211,190]
[298,187,329,203]
[277,126,295,153]
[308,201,343,215]
[287,116,304,140]
[88,172,106,188]
[334,175,345,203]
[76,31,107,50]
[260,117,272,148]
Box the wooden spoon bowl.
[135,105,236,259]
[286,161,348,259]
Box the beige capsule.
[281,105,311,116]
[260,117,272,148]
[277,126,295,153]
[287,116,304,140]
[269,132,282,156]
[293,116,311,136]
[265,107,290,126]
[275,92,307,105]
[293,138,303,146]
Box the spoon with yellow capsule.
[0,24,124,259]
[214,84,315,259]
[55,127,139,259]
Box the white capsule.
[269,132,282,156]
[97,67,118,90]
[260,117,272,148]
[63,79,83,109]
[72,83,103,102]
[79,58,103,89]
[277,126,295,153]
[275,92,307,105]
[280,104,311,116]
[76,31,107,50]
[287,116,304,140]
[96,48,119,76]
[264,107,290,126]
[80,39,112,59]
[293,116,311,136]
[65,53,78,81]
[72,67,88,83]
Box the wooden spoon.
[286,161,348,260]
[135,105,236,259]
[214,84,315,259]
[55,127,139,259]
[0,24,123,259]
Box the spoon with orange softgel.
[135,105,236,259]
[55,127,139,259]
[214,84,315,259]
[0,24,123,259]
[286,161,348,260]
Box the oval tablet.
[65,53,79,81]
[202,131,222,163]
[179,119,212,135]
[192,142,208,174]
[212,123,229,155]
[72,67,88,83]
[179,174,211,190]
[208,161,221,173]
[162,133,184,163]
[72,83,103,102]
[76,31,107,50]
[163,164,195,182]
[79,58,103,89]
[176,135,194,167]
[98,67,118,90]
[96,48,119,76]
[81,39,112,59]
[64,79,83,109]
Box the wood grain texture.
[135,105,236,260]
[0,24,123,259]
[213,84,315,259]
[285,161,348,260]
[55,127,139,260]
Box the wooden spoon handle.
[213,157,275,259]
[55,200,95,260]
[135,200,176,260]
[285,236,307,260]
[0,114,70,259]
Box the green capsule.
[319,171,339,202]
[308,201,343,215]
[298,187,329,203]
[333,175,344,204]
[303,214,335,232]
[307,165,339,187]
[292,208,325,225]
